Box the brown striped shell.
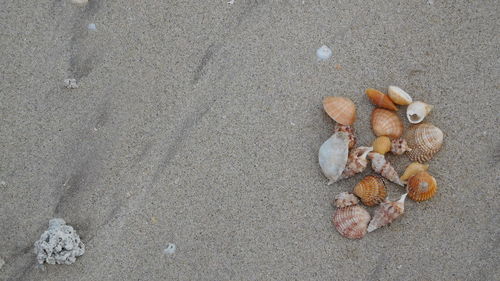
[367,193,407,233]
[407,171,437,201]
[333,205,371,239]
[334,124,357,149]
[323,96,356,125]
[371,108,404,139]
[353,175,387,206]
[405,123,443,163]
[334,192,359,208]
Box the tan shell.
[371,108,404,139]
[368,152,404,186]
[341,146,373,179]
[372,136,391,155]
[353,175,387,206]
[334,124,357,149]
[405,123,443,163]
[407,171,437,201]
[388,86,412,105]
[400,162,429,182]
[367,193,407,232]
[391,138,411,155]
[365,88,398,111]
[333,205,371,239]
[323,96,356,125]
[334,192,359,208]
[406,101,433,124]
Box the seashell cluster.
[320,85,443,239]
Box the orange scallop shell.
[407,171,437,201]
[353,175,387,206]
[371,108,404,139]
[365,88,398,111]
[405,123,444,163]
[333,205,371,239]
[323,96,356,125]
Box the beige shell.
[341,146,373,179]
[353,175,387,206]
[391,138,411,155]
[367,193,407,232]
[368,152,404,186]
[334,192,359,208]
[400,162,429,182]
[405,123,443,163]
[319,132,350,184]
[323,96,356,125]
[372,136,391,155]
[407,171,437,201]
[371,108,404,139]
[334,124,357,149]
[407,101,433,124]
[333,205,371,239]
[388,86,412,105]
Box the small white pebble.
[87,23,96,30]
[397,265,402,269]
[64,79,78,89]
[0,257,4,269]
[71,0,88,5]
[290,121,296,126]
[0,181,6,187]
[164,243,176,255]
[316,45,332,61]
[228,0,235,4]
[427,0,433,4]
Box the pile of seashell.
[319,86,443,239]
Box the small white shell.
[319,132,349,185]
[316,45,332,61]
[388,86,412,105]
[406,101,433,124]
[71,0,89,5]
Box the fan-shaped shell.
[372,136,391,155]
[406,101,433,124]
[334,124,357,149]
[388,86,412,105]
[323,96,356,125]
[407,171,437,201]
[367,193,407,233]
[333,205,371,239]
[334,192,359,208]
[353,175,387,206]
[400,162,429,182]
[365,88,398,111]
[405,123,443,163]
[319,132,349,184]
[371,108,404,139]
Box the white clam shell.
[316,45,332,61]
[406,101,433,124]
[319,132,349,185]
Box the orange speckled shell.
[365,88,398,111]
[333,205,371,239]
[407,171,437,201]
[323,96,356,125]
[353,175,387,206]
[405,123,444,163]
[371,108,404,139]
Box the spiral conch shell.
[334,192,359,208]
[407,101,433,124]
[388,86,412,105]
[400,162,429,182]
[333,198,371,239]
[407,171,437,201]
[391,138,411,155]
[371,108,404,139]
[334,124,357,149]
[341,146,373,179]
[368,152,404,186]
[367,193,407,233]
[405,123,443,163]
[353,175,387,206]
[372,136,391,155]
[365,88,398,111]
[319,132,349,184]
[323,96,356,125]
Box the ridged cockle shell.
[353,175,387,206]
[334,124,357,149]
[341,146,373,179]
[391,138,411,155]
[400,162,429,182]
[333,205,371,239]
[388,86,412,105]
[368,152,404,186]
[407,171,437,201]
[367,193,407,233]
[323,96,356,125]
[319,132,349,184]
[365,88,398,111]
[405,123,443,163]
[371,108,404,139]
[406,101,433,124]
[334,192,359,208]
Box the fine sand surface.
[1,1,499,280]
